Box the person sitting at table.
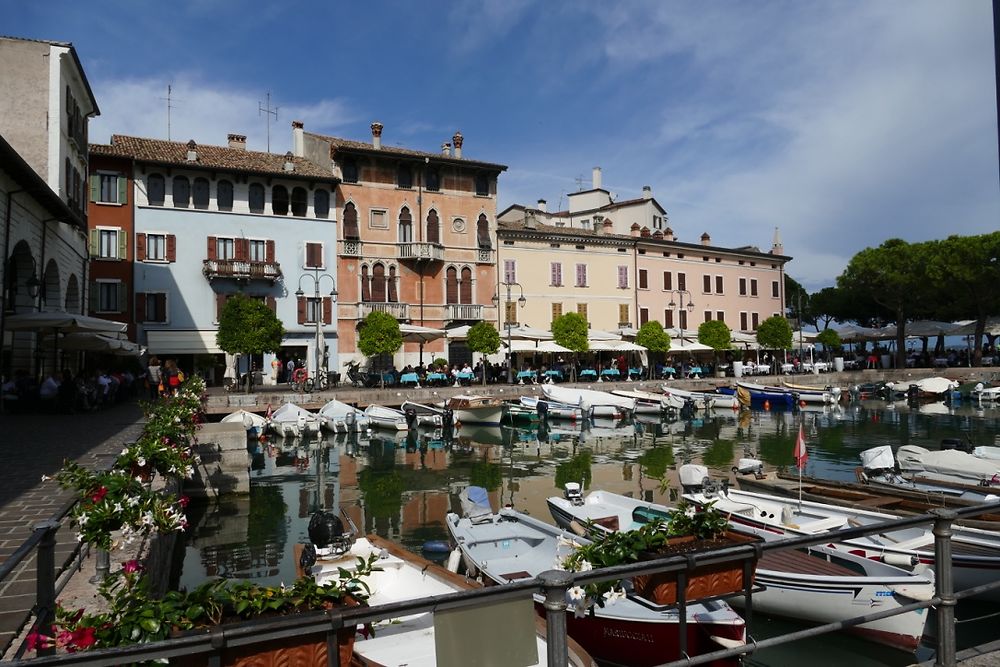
[461,362,472,374]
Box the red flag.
[794,424,808,469]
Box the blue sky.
[6,0,998,290]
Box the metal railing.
[356,301,409,320]
[202,259,282,282]
[397,242,444,262]
[6,502,1000,666]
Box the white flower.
[602,588,627,605]
[137,457,146,467]
[568,586,586,601]
[113,502,123,513]
[577,559,593,572]
[77,512,89,526]
[128,496,140,507]
[41,474,50,482]
[684,506,696,518]
[76,532,84,542]
[121,448,129,457]
[551,557,565,571]
[142,512,155,525]
[572,597,593,618]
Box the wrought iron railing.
[202,259,282,281]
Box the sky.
[5,0,998,291]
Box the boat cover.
[861,446,897,471]
[461,486,493,522]
[897,445,1000,483]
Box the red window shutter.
[297,296,306,324]
[207,236,217,260]
[166,235,176,262]
[266,240,275,263]
[216,293,226,321]
[135,293,146,322]
[266,296,276,313]
[235,238,248,261]
[323,297,332,324]
[136,233,147,261]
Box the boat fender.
[881,553,919,568]
[569,520,588,537]
[446,548,462,573]
[422,540,452,554]
[985,494,999,503]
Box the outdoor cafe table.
[600,368,621,379]
[399,372,420,386]
[516,370,537,383]
[780,363,795,374]
[544,370,563,382]
[426,372,448,386]
[456,372,474,385]
[628,367,642,378]
[580,369,598,380]
[687,366,704,378]
[660,366,677,378]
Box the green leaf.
[139,618,161,634]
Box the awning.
[146,330,222,354]
[503,325,553,340]
[5,311,127,334]
[670,339,713,352]
[612,341,647,351]
[503,339,571,353]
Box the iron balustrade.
[202,259,282,282]
[6,498,1000,667]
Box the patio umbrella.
[7,311,129,376]
[398,324,447,343]
[503,324,553,340]
[587,329,622,341]
[445,325,471,340]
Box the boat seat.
[591,516,620,531]
[798,517,849,533]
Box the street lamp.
[666,288,695,348]
[491,281,526,383]
[296,268,337,381]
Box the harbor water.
[175,398,1000,666]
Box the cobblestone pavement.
[0,402,145,656]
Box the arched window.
[343,202,359,239]
[475,173,489,196]
[341,159,358,183]
[477,213,491,248]
[65,274,80,313]
[291,187,308,217]
[371,263,387,302]
[148,174,165,206]
[396,164,412,189]
[360,265,371,302]
[172,176,190,208]
[388,266,398,302]
[249,183,265,213]
[272,185,289,216]
[460,267,473,304]
[446,267,458,304]
[314,189,330,218]
[217,180,234,211]
[426,209,440,244]
[398,206,412,243]
[193,177,210,209]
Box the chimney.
[664,226,675,242]
[592,166,602,190]
[292,120,304,157]
[452,131,463,159]
[630,222,641,237]
[642,185,652,200]
[641,226,651,238]
[524,212,537,230]
[771,226,784,255]
[227,133,247,151]
[537,199,547,212]
[701,232,711,246]
[441,142,451,156]
[652,229,663,240]
[186,140,198,162]
[371,121,383,149]
[283,151,295,172]
[603,219,614,235]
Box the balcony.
[398,242,444,263]
[340,239,364,257]
[445,304,484,321]
[475,248,495,264]
[203,259,282,283]
[358,301,410,320]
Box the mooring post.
[33,520,60,656]
[931,508,957,667]
[89,548,110,583]
[539,569,573,667]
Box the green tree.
[636,320,671,379]
[809,286,853,331]
[815,328,842,362]
[551,312,589,382]
[698,320,731,372]
[467,321,501,385]
[784,275,814,329]
[215,293,284,392]
[357,312,402,387]
[756,316,793,372]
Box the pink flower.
[122,560,144,574]
[68,626,97,651]
[178,495,190,508]
[90,487,108,504]
[26,631,52,652]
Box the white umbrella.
[670,339,713,352]
[612,341,647,351]
[445,325,472,340]
[536,340,572,353]
[5,311,127,334]
[503,324,553,340]
[399,324,447,343]
[587,329,622,341]
[588,340,619,351]
[502,340,572,353]
[43,332,123,352]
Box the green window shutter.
[89,174,99,203]
[89,229,99,257]
[117,176,127,205]
[118,231,128,260]
[116,282,126,312]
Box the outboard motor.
[404,407,418,429]
[907,384,919,403]
[536,400,549,418]
[680,398,696,420]
[731,458,764,476]
[680,464,710,494]
[299,542,317,573]
[308,510,354,557]
[563,482,584,506]
[442,409,455,429]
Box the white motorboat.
[680,465,1000,601]
[446,507,746,667]
[221,409,267,436]
[738,381,834,404]
[971,383,1000,402]
[542,384,636,415]
[896,445,1000,487]
[609,388,679,413]
[546,488,934,652]
[782,380,845,401]
[300,534,596,666]
[364,404,409,430]
[445,394,506,425]
[661,385,735,409]
[267,403,322,438]
[318,398,371,433]
[400,400,447,427]
[519,395,585,420]
[887,376,959,398]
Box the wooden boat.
[547,489,934,652]
[445,394,506,425]
[364,404,408,431]
[299,535,597,666]
[781,380,845,401]
[661,385,736,409]
[400,400,447,427]
[610,388,679,413]
[740,381,834,404]
[318,398,371,433]
[221,409,267,436]
[446,508,746,667]
[268,402,322,438]
[507,401,542,422]
[542,384,637,414]
[896,445,1000,487]
[681,466,1000,601]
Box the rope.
[955,609,1000,624]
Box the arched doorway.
[42,259,60,311]
[65,274,80,313]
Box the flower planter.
[631,530,762,605]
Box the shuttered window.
[193,177,210,209]
[217,180,234,211]
[426,209,440,244]
[371,264,387,302]
[739,278,747,296]
[446,267,458,304]
[717,311,725,322]
[504,260,516,283]
[772,280,780,298]
[291,187,308,217]
[618,266,628,289]
[703,275,712,293]
[343,203,359,240]
[575,264,588,287]
[550,262,562,286]
[751,279,758,297]
[704,310,712,323]
[505,301,516,325]
[397,165,413,189]
[305,242,323,269]
[639,308,649,325]
[314,189,330,218]
[460,267,472,304]
[388,266,398,303]
[638,269,648,289]
[740,312,748,330]
[752,312,760,329]
[551,303,562,322]
[577,303,588,321]
[272,185,289,216]
[249,183,265,213]
[136,292,167,323]
[360,265,371,302]
[679,310,687,330]
[477,214,491,248]
[677,272,686,291]
[619,304,630,325]
[716,276,724,294]
[663,271,672,290]
[664,309,674,328]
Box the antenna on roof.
[258,91,279,152]
[574,174,585,191]
[158,84,180,141]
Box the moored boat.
[400,399,448,427]
[781,380,844,401]
[858,445,1000,503]
[715,384,796,408]
[610,388,679,413]
[268,402,322,438]
[221,409,268,436]
[895,444,1000,487]
[661,385,735,409]
[318,398,371,433]
[446,508,746,666]
[364,404,409,430]
[743,381,834,404]
[519,395,584,420]
[445,394,506,425]
[541,384,637,414]
[546,488,934,652]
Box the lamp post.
[667,289,695,362]
[296,268,337,381]
[491,281,526,384]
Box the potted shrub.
[561,500,760,608]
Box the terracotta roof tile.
[91,135,336,180]
[304,131,507,171]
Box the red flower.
[90,487,108,503]
[122,560,144,574]
[26,631,52,651]
[178,495,190,508]
[69,626,97,651]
